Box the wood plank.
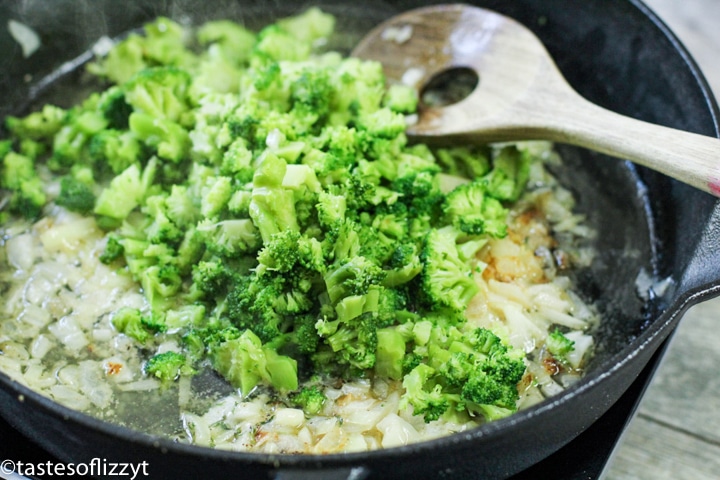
[604,297,720,478]
[603,412,720,480]
[636,299,720,443]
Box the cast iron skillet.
[1,1,720,479]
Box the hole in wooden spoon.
[420,67,479,108]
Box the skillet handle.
[273,466,370,480]
[682,202,720,295]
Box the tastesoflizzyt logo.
[1,458,149,479]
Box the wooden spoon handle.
[541,91,720,196]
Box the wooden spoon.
[352,4,720,196]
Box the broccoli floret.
[419,227,479,313]
[143,196,185,246]
[199,175,233,219]
[254,25,311,62]
[87,34,147,85]
[289,314,322,355]
[98,86,133,130]
[142,17,196,67]
[55,175,96,214]
[196,218,261,258]
[124,67,192,123]
[141,264,182,314]
[220,138,254,183]
[191,260,234,299]
[164,304,206,331]
[482,145,531,201]
[401,363,451,422]
[144,351,195,384]
[443,180,508,238]
[357,108,407,139]
[383,84,418,114]
[290,68,333,127]
[0,151,47,218]
[210,329,298,395]
[48,108,109,171]
[435,146,491,179]
[257,229,309,274]
[93,161,153,220]
[129,112,190,163]
[392,169,444,219]
[324,255,386,304]
[111,307,151,343]
[329,58,385,124]
[290,385,327,415]
[197,20,257,66]
[321,312,378,371]
[316,191,346,228]
[545,329,576,363]
[249,184,299,242]
[374,286,413,328]
[88,17,194,83]
[226,269,317,344]
[5,104,67,142]
[461,353,526,411]
[162,184,200,228]
[383,242,423,287]
[99,235,125,264]
[400,327,526,423]
[89,129,144,176]
[276,7,335,45]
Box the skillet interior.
[1,1,719,479]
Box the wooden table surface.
[602,1,720,478]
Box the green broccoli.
[383,84,418,114]
[419,227,479,313]
[196,20,257,66]
[98,86,133,130]
[210,329,298,396]
[144,351,195,384]
[401,327,526,423]
[276,7,335,45]
[55,175,96,214]
[49,107,109,171]
[128,112,190,163]
[99,235,125,264]
[5,104,67,142]
[88,129,144,175]
[123,67,192,123]
[375,327,407,380]
[435,146,491,179]
[545,329,576,363]
[196,218,261,258]
[443,180,508,238]
[93,161,152,220]
[482,145,531,202]
[0,9,547,429]
[290,385,327,415]
[191,260,235,299]
[401,363,451,422]
[1,151,47,218]
[111,307,151,343]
